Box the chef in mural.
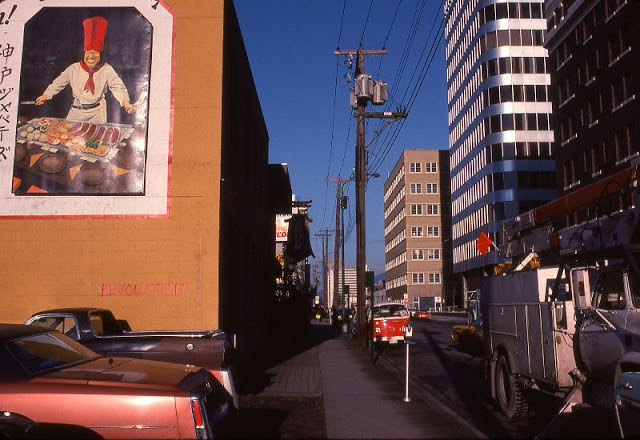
[34,16,135,124]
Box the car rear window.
[6,332,98,375]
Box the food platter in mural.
[17,118,134,161]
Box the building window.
[427,226,439,237]
[412,249,424,260]
[410,183,422,194]
[427,249,441,260]
[612,75,632,110]
[410,162,422,173]
[608,28,629,65]
[425,183,438,193]
[411,226,423,237]
[425,162,437,172]
[426,204,439,215]
[412,273,425,284]
[428,273,441,284]
[606,0,624,18]
[410,204,423,215]
[615,125,636,163]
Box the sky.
[234,1,449,280]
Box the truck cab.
[573,263,640,386]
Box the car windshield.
[373,304,408,318]
[6,331,99,375]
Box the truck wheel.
[495,354,528,419]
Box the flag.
[476,231,493,256]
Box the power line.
[376,0,403,77]
[321,0,350,233]
[320,56,342,231]
[359,0,375,47]
[368,2,447,176]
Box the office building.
[545,0,639,224]
[327,266,360,309]
[383,149,452,309]
[444,1,556,293]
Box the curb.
[376,348,488,439]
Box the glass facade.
[444,0,556,273]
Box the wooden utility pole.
[328,178,350,319]
[335,46,407,348]
[315,229,332,309]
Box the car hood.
[38,357,202,387]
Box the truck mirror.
[571,268,592,309]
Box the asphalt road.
[375,315,620,439]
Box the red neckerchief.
[80,60,103,94]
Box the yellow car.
[451,319,483,355]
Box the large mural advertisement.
[0,0,174,217]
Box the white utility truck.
[480,159,640,434]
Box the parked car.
[0,324,232,439]
[615,369,640,438]
[370,302,411,345]
[25,307,237,408]
[0,411,103,439]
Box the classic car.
[25,307,237,408]
[370,302,411,345]
[0,324,231,439]
[0,411,103,439]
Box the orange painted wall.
[0,0,225,331]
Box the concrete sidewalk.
[255,322,483,439]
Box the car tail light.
[191,398,208,438]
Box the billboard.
[0,0,174,217]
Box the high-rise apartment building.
[444,1,557,288]
[327,266,361,310]
[545,0,639,223]
[383,149,452,309]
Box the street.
[374,315,619,439]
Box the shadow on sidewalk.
[234,321,340,395]
[219,322,337,439]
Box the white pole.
[403,341,411,402]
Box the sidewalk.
[231,322,483,439]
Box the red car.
[413,310,431,320]
[0,324,231,439]
[371,302,411,344]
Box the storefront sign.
[275,214,291,242]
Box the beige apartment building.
[383,149,452,310]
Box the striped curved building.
[444,0,556,294]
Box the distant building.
[444,0,556,301]
[327,266,361,309]
[383,149,452,310]
[544,0,639,222]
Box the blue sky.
[234,1,449,279]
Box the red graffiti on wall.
[100,283,186,296]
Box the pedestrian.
[34,16,135,123]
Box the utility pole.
[315,229,332,310]
[335,46,407,348]
[328,178,350,324]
